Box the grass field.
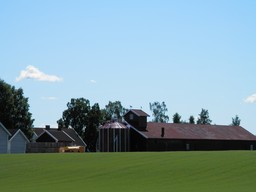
[0,151,256,192]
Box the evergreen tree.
[189,116,195,124]
[173,113,181,123]
[231,115,241,126]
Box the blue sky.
[1,0,256,133]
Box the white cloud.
[41,96,58,101]
[244,94,256,103]
[16,65,62,82]
[90,80,97,84]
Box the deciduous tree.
[58,98,102,151]
[58,98,90,136]
[103,101,127,121]
[0,79,34,139]
[149,101,169,123]
[85,103,101,152]
[197,108,212,125]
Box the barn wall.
[130,127,256,152]
[130,128,147,151]
[145,139,256,151]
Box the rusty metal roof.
[137,122,256,141]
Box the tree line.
[149,101,241,126]
[0,79,241,152]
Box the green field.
[0,151,256,192]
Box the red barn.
[124,109,256,151]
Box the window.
[129,113,134,120]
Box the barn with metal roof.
[124,109,256,151]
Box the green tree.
[231,115,241,126]
[173,113,181,123]
[58,98,90,136]
[85,103,101,152]
[57,98,102,152]
[197,109,212,125]
[103,101,127,121]
[0,79,34,139]
[149,101,169,123]
[189,115,195,124]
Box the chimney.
[161,127,165,137]
[45,125,50,130]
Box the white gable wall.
[9,130,30,153]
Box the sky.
[1,0,256,133]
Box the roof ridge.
[0,122,12,136]
[62,130,75,142]
[9,129,30,142]
[129,109,150,117]
[44,130,58,142]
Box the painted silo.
[99,121,130,152]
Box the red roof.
[137,122,256,141]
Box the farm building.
[0,122,30,154]
[27,126,87,153]
[99,121,130,152]
[123,109,256,151]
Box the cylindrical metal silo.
[99,121,130,152]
